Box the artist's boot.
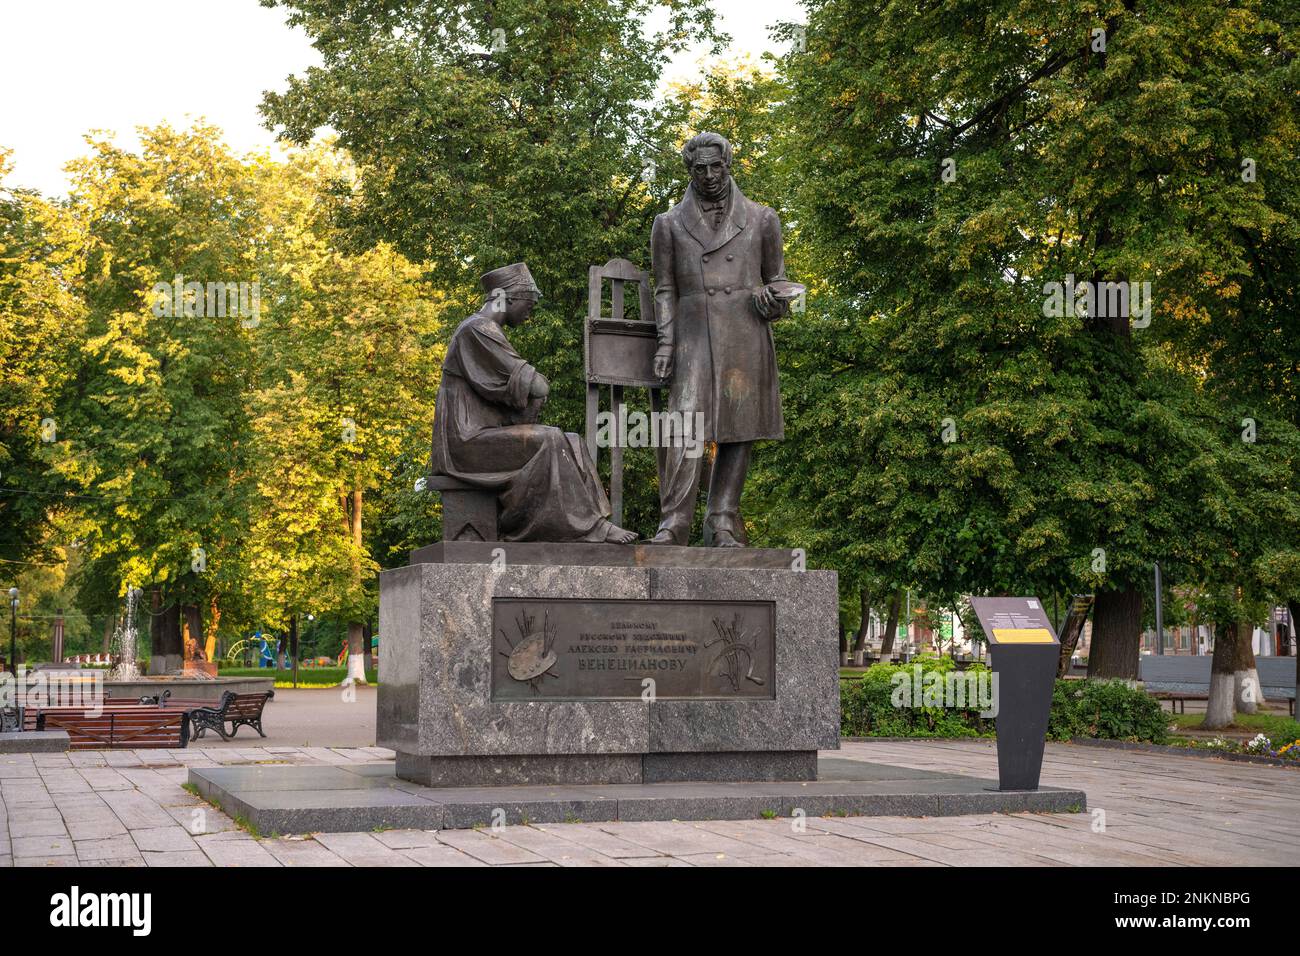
[711,528,743,548]
[647,527,683,545]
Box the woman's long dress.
[430,312,613,542]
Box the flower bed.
[1175,733,1300,762]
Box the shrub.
[840,656,994,738]
[841,665,1168,743]
[1048,679,1169,744]
[1046,679,1087,741]
[218,665,378,684]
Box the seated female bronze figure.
[430,262,637,544]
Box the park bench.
[1152,690,1294,717]
[35,705,191,750]
[21,697,149,730]
[189,690,274,741]
[1150,691,1208,715]
[1142,656,1296,716]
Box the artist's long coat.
[651,180,785,443]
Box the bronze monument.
[430,263,637,544]
[384,168,838,797]
[648,131,792,547]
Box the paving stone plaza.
[3,693,1295,867]
[3,5,1298,943]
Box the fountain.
[107,587,143,682]
[96,586,272,703]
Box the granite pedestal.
[377,546,840,787]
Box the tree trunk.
[149,588,164,665]
[204,597,220,662]
[345,621,367,684]
[878,589,903,661]
[851,588,872,665]
[344,486,368,684]
[150,591,183,674]
[348,489,369,686]
[352,488,363,550]
[101,615,114,654]
[1290,601,1300,702]
[162,602,183,671]
[1204,620,1252,729]
[181,604,202,660]
[1087,588,1142,680]
[1082,154,1144,679]
[1234,622,1262,713]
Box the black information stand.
[969,596,1060,791]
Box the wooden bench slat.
[36,709,189,749]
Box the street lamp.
[8,587,18,676]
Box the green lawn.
[218,666,378,687]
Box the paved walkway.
[2,739,1296,866]
[205,685,378,748]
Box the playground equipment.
[225,637,256,667]
[336,635,379,666]
[226,633,281,668]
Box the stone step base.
[395,750,818,787]
[188,756,1086,835]
[0,730,70,753]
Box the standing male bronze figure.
[648,132,790,547]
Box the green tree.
[1145,10,1300,722]
[767,0,1299,679]
[0,149,87,568]
[243,146,441,682]
[260,0,725,535]
[51,123,263,668]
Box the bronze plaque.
[491,598,775,700]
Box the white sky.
[0,0,804,197]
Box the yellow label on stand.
[992,628,1055,644]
